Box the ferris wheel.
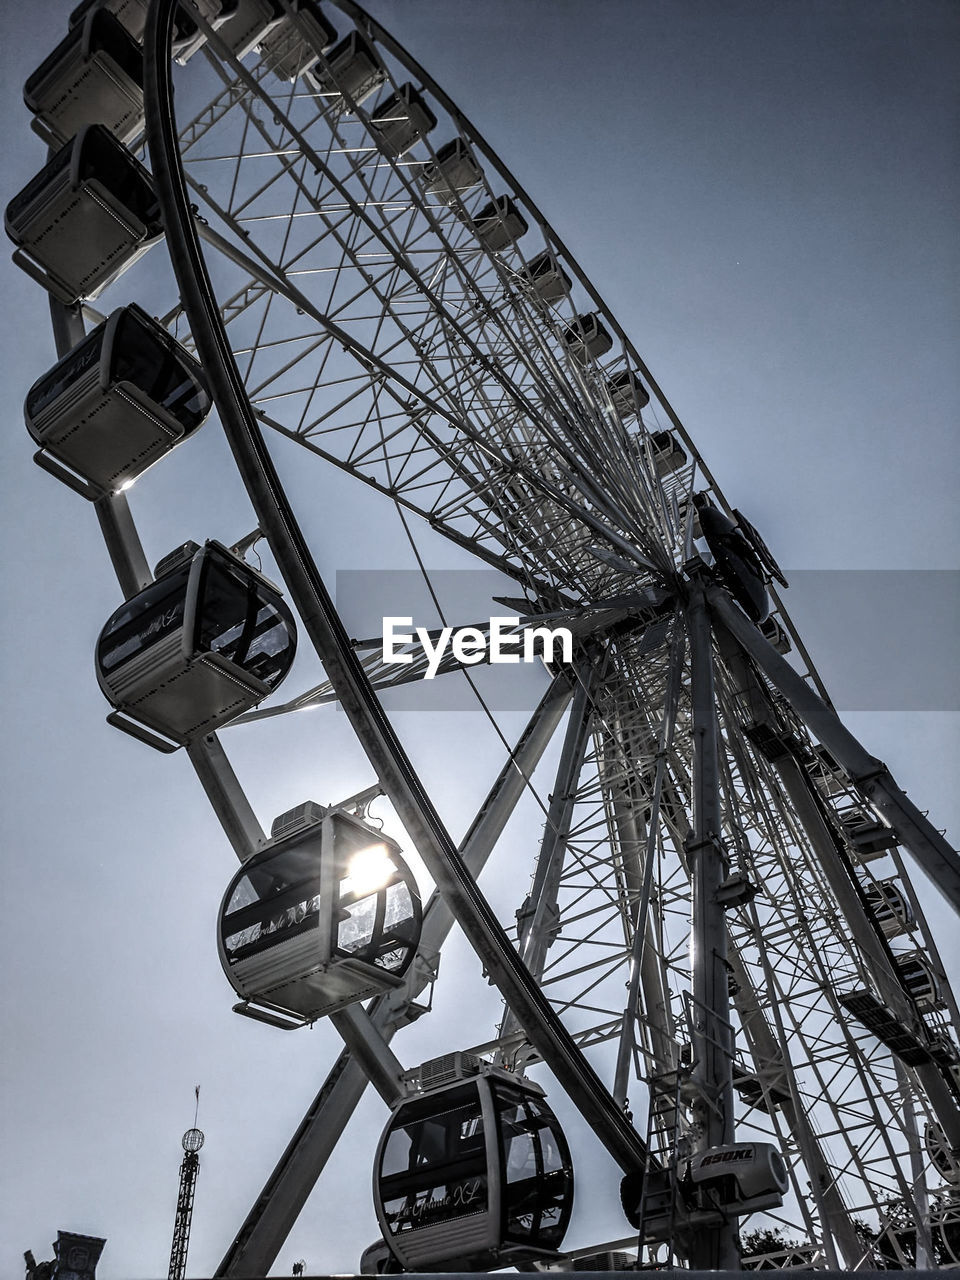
[6,0,960,1273]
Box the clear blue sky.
[1,1,957,1275]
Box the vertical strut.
[614,626,685,1107]
[685,584,739,1269]
[501,659,597,1041]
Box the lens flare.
[346,843,395,896]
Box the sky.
[1,0,958,1276]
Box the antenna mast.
[168,1087,204,1280]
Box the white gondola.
[70,0,148,42]
[607,368,650,417]
[374,1060,574,1271]
[307,30,386,110]
[841,811,898,861]
[422,138,483,204]
[25,303,210,494]
[24,6,144,148]
[895,952,942,1011]
[622,1142,787,1241]
[96,540,297,747]
[359,1239,398,1275]
[759,615,792,655]
[472,195,528,252]
[648,428,688,477]
[219,802,422,1027]
[561,312,613,361]
[687,1143,788,1215]
[5,124,162,305]
[256,0,336,82]
[369,83,437,157]
[522,249,571,304]
[926,1122,960,1185]
[865,879,914,939]
[215,0,283,60]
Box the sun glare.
[345,844,396,896]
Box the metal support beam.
[613,629,685,1107]
[501,660,597,1040]
[186,736,267,860]
[93,492,152,597]
[328,1006,406,1107]
[715,625,960,1254]
[708,586,960,913]
[685,586,739,1270]
[47,296,153,598]
[726,946,855,1269]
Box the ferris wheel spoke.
[180,36,681,579]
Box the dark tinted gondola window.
[222,867,323,960]
[97,564,191,673]
[196,558,295,688]
[112,311,208,428]
[497,1092,570,1247]
[78,125,160,226]
[26,326,105,418]
[378,879,419,971]
[380,1089,489,1236]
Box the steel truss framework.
[19,0,960,1272]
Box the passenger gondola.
[25,303,211,494]
[256,0,336,82]
[96,540,296,747]
[422,139,483,205]
[759,615,792,654]
[219,801,422,1026]
[370,84,437,158]
[308,30,386,110]
[647,429,687,477]
[216,0,284,60]
[472,196,528,253]
[561,312,613,361]
[865,879,914,939]
[169,0,239,66]
[374,1060,574,1271]
[522,250,571,304]
[5,123,162,305]
[606,368,650,417]
[24,6,144,148]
